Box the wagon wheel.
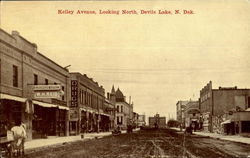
[5,143,14,158]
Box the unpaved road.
[24,129,250,158]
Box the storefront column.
[65,110,69,136]
[239,121,242,134]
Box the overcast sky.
[1,0,250,120]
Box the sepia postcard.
[0,0,250,157]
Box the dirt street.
[24,129,250,158]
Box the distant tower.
[110,85,116,104]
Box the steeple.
[111,85,115,94]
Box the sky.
[1,0,250,121]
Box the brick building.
[149,114,166,128]
[0,29,69,140]
[69,73,105,135]
[200,81,250,134]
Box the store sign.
[34,85,61,91]
[70,109,78,120]
[34,91,61,98]
[71,80,78,107]
[33,85,62,99]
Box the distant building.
[138,114,146,127]
[149,114,166,128]
[107,86,133,130]
[200,81,250,134]
[176,100,189,128]
[184,100,200,130]
[104,98,115,131]
[132,112,139,128]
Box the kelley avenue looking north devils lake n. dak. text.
[57,9,195,15]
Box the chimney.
[107,92,110,99]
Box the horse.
[11,123,27,156]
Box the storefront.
[80,110,87,133]
[32,100,68,138]
[69,108,79,135]
[0,93,33,139]
[99,113,110,132]
[220,111,250,135]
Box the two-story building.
[0,29,69,140]
[176,100,189,129]
[108,86,133,130]
[69,73,105,135]
[200,81,250,134]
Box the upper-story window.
[62,86,65,101]
[248,97,250,108]
[13,65,18,87]
[45,79,48,85]
[34,74,38,85]
[117,105,119,112]
[121,105,123,113]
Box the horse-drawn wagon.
[0,124,26,158]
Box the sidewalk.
[25,128,140,150]
[170,127,250,145]
[25,132,112,150]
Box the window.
[81,90,83,104]
[62,86,65,101]
[117,116,119,124]
[34,74,38,85]
[13,65,18,87]
[121,116,123,124]
[117,105,119,112]
[84,91,87,104]
[121,105,123,113]
[248,97,250,108]
[45,79,48,85]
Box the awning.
[245,108,250,111]
[33,100,69,110]
[58,106,69,110]
[80,107,87,111]
[187,108,200,114]
[0,93,26,102]
[100,113,110,117]
[221,119,231,125]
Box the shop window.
[13,65,18,87]
[34,74,38,85]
